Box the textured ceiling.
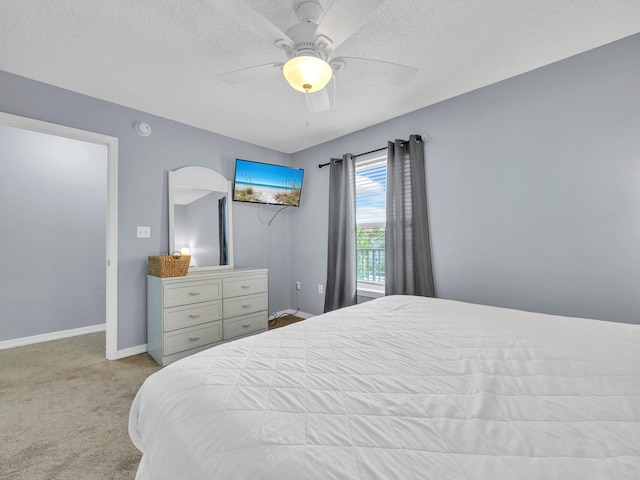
[1,0,639,153]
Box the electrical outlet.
[318,284,323,294]
[137,226,151,238]
[295,281,301,290]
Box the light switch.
[137,226,151,238]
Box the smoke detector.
[134,121,151,137]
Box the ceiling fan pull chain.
[305,90,310,127]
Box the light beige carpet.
[0,332,161,480]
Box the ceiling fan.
[203,0,417,111]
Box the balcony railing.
[356,247,385,283]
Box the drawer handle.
[188,336,201,342]
[189,314,200,318]
[241,285,250,289]
[189,291,201,296]
[241,323,251,328]
[242,303,251,308]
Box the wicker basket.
[148,253,191,278]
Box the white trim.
[271,309,315,319]
[105,136,118,360]
[357,282,385,299]
[0,112,119,360]
[0,324,106,351]
[116,344,148,359]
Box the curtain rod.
[317,135,423,169]
[317,146,387,169]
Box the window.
[355,150,387,295]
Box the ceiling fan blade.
[331,57,417,88]
[314,0,385,49]
[216,63,283,84]
[306,89,330,113]
[202,0,294,47]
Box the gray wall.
[0,71,295,349]
[290,33,640,325]
[0,124,106,341]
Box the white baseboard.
[271,308,315,319]
[116,344,148,359]
[0,323,106,351]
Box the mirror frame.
[168,166,234,271]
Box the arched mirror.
[168,166,233,270]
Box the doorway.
[0,112,118,360]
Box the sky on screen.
[236,159,303,188]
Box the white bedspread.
[129,295,640,479]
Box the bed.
[129,295,640,479]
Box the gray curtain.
[324,154,357,312]
[385,135,435,296]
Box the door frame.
[0,112,119,360]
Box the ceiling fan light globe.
[283,56,332,93]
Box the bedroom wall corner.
[289,33,640,324]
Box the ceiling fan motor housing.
[284,22,332,61]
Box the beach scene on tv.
[234,159,304,207]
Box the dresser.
[147,268,268,366]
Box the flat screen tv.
[233,159,304,207]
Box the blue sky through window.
[356,164,386,224]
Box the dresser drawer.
[223,292,268,317]
[224,311,267,340]
[163,321,222,356]
[164,279,222,307]
[223,275,267,298]
[147,270,268,366]
[164,301,222,332]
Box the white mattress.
[129,295,640,479]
